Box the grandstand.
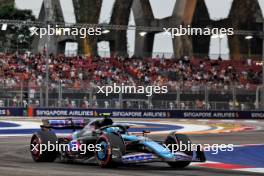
[0,0,264,111]
[0,52,262,110]
[0,53,261,90]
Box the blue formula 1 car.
[30,113,206,168]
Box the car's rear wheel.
[95,134,125,168]
[165,133,193,169]
[30,131,58,162]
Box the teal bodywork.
[121,134,175,159]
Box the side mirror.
[142,130,150,136]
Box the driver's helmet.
[98,118,113,128]
[94,118,113,129]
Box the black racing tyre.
[95,133,125,168]
[30,130,58,162]
[164,133,193,169]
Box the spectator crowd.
[0,52,262,92]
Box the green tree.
[0,4,35,52]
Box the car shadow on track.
[53,162,264,176]
[56,161,199,171]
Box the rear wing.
[41,118,90,130]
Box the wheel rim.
[31,136,40,160]
[97,141,108,160]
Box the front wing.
[112,151,206,164]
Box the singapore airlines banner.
[0,108,25,116]
[1,107,264,119]
[31,108,264,119]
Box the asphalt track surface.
[0,119,264,176]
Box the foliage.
[0,4,35,52]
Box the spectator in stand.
[0,100,4,107]
[195,99,204,109]
[82,96,89,108]
[64,97,70,107]
[12,96,18,107]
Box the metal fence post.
[261,86,264,110]
[260,19,264,109]
[148,95,152,109]
[89,88,93,107]
[232,86,236,109]
[176,87,180,109]
[45,51,49,107]
[58,81,62,107]
[119,91,123,109]
[204,85,208,110]
[256,86,260,110]
[27,82,30,108]
[40,85,43,107]
[20,80,23,107]
[45,27,50,107]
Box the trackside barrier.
[0,108,25,116]
[27,106,34,117]
[31,108,264,119]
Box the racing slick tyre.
[30,130,58,162]
[95,133,125,168]
[164,133,193,169]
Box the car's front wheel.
[95,134,125,168]
[164,133,193,169]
